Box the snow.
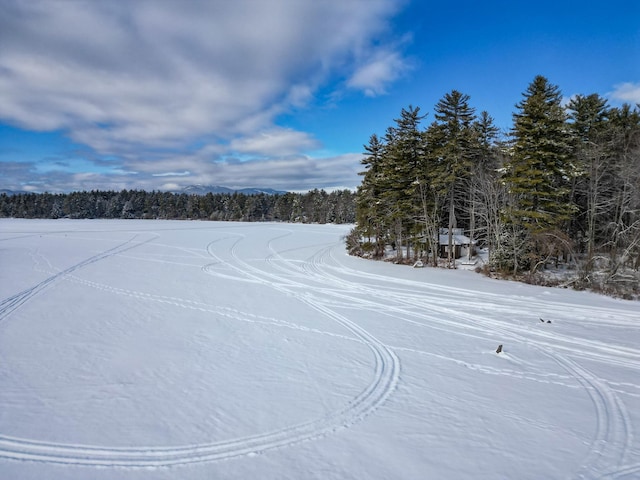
[0,218,639,479]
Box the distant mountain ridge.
[0,189,28,196]
[178,185,288,195]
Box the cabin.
[438,228,475,259]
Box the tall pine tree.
[505,76,574,232]
[502,76,574,272]
[382,106,426,261]
[428,90,477,266]
[356,133,388,257]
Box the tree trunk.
[447,187,456,268]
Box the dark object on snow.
[496,344,503,354]
[547,320,551,323]
[540,318,545,322]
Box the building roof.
[438,233,471,246]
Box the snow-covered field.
[0,219,639,480]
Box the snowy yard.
[0,219,639,479]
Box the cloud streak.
[610,82,640,104]
[2,152,362,194]
[0,0,408,191]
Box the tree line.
[348,75,640,296]
[0,189,356,224]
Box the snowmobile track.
[0,231,399,468]
[0,235,154,324]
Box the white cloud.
[0,0,402,148]
[609,82,640,104]
[152,171,190,177]
[5,151,363,193]
[229,129,320,157]
[347,48,409,97]
[0,0,406,191]
[202,153,363,191]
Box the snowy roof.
[438,233,471,245]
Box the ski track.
[292,235,638,479]
[0,234,155,325]
[0,229,399,467]
[305,246,640,371]
[550,355,631,479]
[203,228,639,478]
[0,225,637,476]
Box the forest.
[2,75,639,298]
[347,75,640,298]
[0,189,356,225]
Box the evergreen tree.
[353,106,428,261]
[356,133,388,256]
[385,106,427,260]
[505,76,574,232]
[428,90,476,266]
[473,111,501,170]
[503,75,574,272]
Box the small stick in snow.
[540,318,545,322]
[496,344,503,354]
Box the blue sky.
[1,0,638,193]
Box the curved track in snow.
[0,228,399,467]
[0,222,638,477]
[254,232,639,478]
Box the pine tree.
[387,105,427,260]
[353,106,428,261]
[356,133,388,257]
[428,90,477,267]
[505,76,574,232]
[473,111,501,171]
[367,106,427,261]
[503,76,574,272]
